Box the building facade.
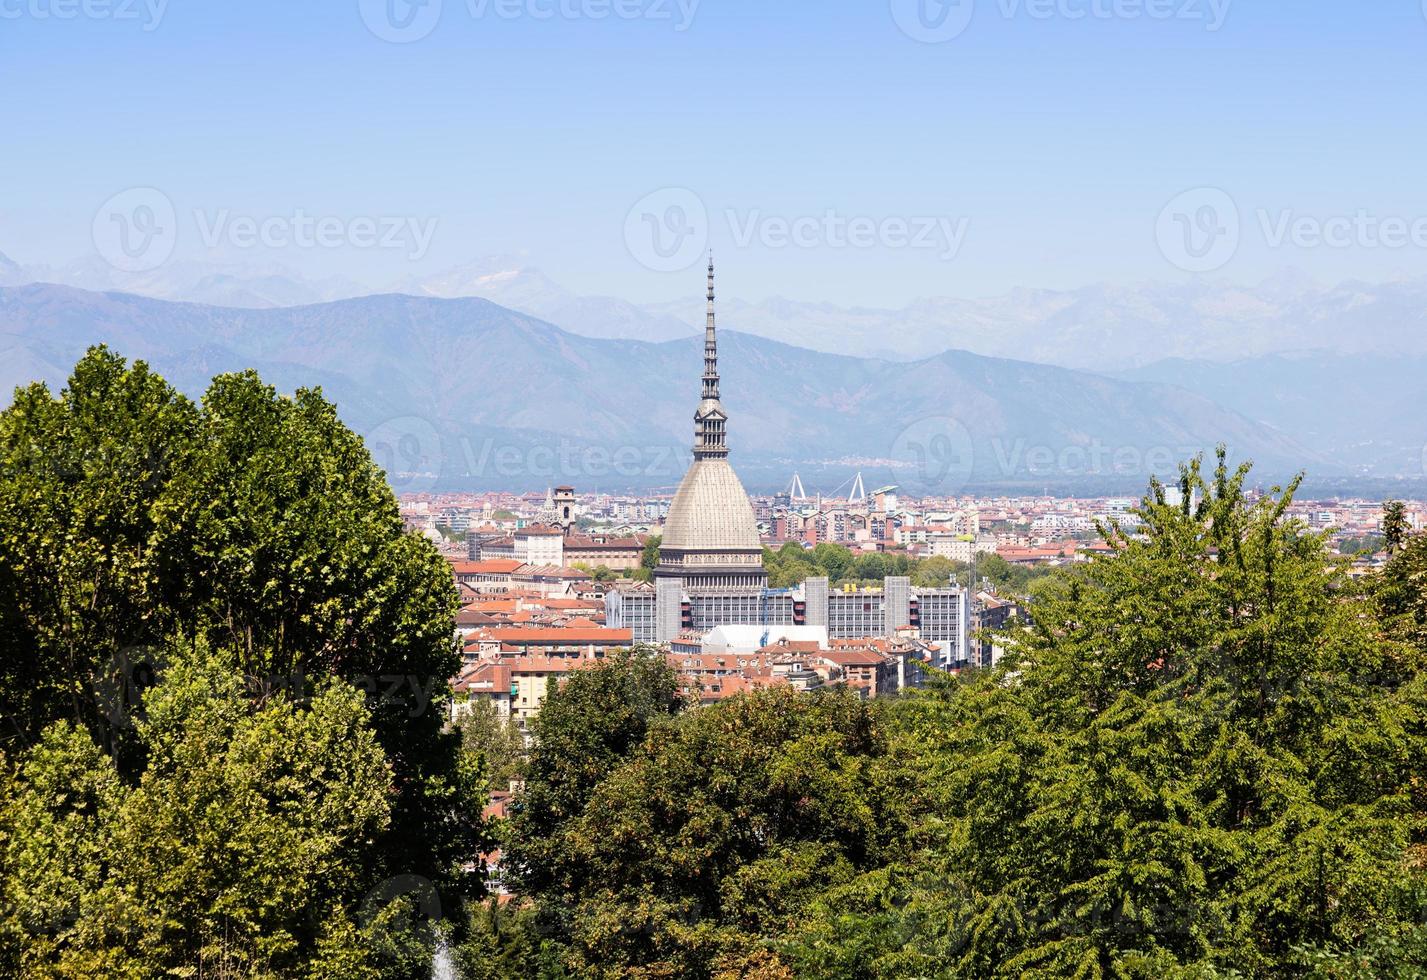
[607,574,971,667]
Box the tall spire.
[702,253,719,402]
[693,254,729,460]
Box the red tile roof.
[472,627,632,646]
[451,558,524,575]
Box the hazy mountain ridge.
[0,283,1322,492]
[8,253,1427,372]
[1118,352,1427,478]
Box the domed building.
[604,261,971,665]
[654,257,768,591]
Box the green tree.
[911,555,958,587]
[0,651,415,979]
[0,349,486,972]
[1383,500,1410,557]
[812,542,854,581]
[640,535,661,573]
[460,698,527,792]
[501,647,684,948]
[548,687,908,977]
[0,348,199,753]
[850,552,890,582]
[768,558,818,589]
[786,451,1427,977]
[1380,520,1427,656]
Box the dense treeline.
[0,349,485,978]
[469,454,1427,978]
[5,351,1427,978]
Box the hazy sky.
[5,1,1427,305]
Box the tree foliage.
[0,652,415,979]
[784,452,1427,977]
[461,697,528,792]
[0,349,486,977]
[502,646,685,924]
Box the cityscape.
[7,2,1427,977]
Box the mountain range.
[0,282,1330,494]
[9,251,1427,370]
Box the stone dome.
[661,457,760,553]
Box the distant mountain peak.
[0,282,1335,491]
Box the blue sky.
[4,0,1427,304]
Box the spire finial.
[694,259,727,459]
